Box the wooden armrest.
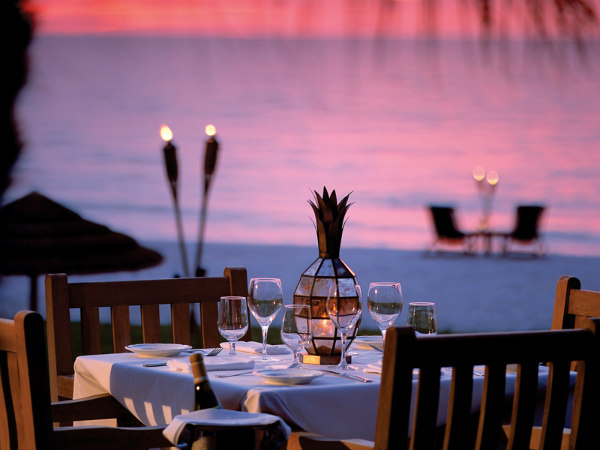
[52,393,143,425]
[56,374,75,399]
[287,431,374,450]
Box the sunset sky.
[26,0,591,39]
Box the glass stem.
[261,325,269,359]
[230,341,235,356]
[381,327,387,343]
[339,331,348,369]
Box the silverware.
[320,369,373,383]
[369,344,383,352]
[143,362,167,367]
[186,348,223,356]
[214,370,254,378]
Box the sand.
[1,241,599,333]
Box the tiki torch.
[194,124,220,277]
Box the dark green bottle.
[190,353,222,410]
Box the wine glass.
[406,302,437,335]
[248,278,283,361]
[280,304,312,369]
[217,296,249,356]
[367,282,403,342]
[326,283,362,370]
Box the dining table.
[72,337,558,442]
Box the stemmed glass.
[326,283,362,370]
[367,282,403,342]
[406,302,437,335]
[248,277,283,361]
[280,304,312,369]
[217,296,249,356]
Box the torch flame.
[472,166,485,182]
[486,170,499,186]
[205,124,217,137]
[160,125,173,142]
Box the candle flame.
[472,166,485,182]
[486,170,499,186]
[160,125,173,142]
[205,124,217,137]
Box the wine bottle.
[190,353,222,410]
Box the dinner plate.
[125,343,191,358]
[254,369,323,385]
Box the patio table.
[72,341,552,441]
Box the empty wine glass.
[406,302,437,335]
[367,282,403,342]
[248,277,283,361]
[326,283,362,370]
[217,296,249,356]
[280,304,312,369]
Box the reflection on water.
[9,35,600,256]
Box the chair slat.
[410,365,441,449]
[171,303,192,345]
[539,361,571,450]
[507,362,539,449]
[111,305,131,353]
[141,304,161,343]
[80,306,102,356]
[476,364,507,450]
[444,365,475,450]
[200,301,220,348]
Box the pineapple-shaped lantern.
[293,187,360,359]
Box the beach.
[2,241,599,333]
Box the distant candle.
[160,124,173,142]
[472,166,485,182]
[486,170,499,186]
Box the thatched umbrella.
[0,191,163,311]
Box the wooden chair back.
[375,321,600,450]
[45,266,250,400]
[0,311,53,449]
[552,275,600,331]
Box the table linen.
[73,341,555,441]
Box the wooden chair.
[289,320,600,450]
[551,275,600,332]
[0,310,173,449]
[45,266,250,401]
[427,205,474,254]
[502,205,546,256]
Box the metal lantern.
[293,188,359,360]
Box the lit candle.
[160,125,177,186]
[486,169,499,189]
[204,124,219,189]
[473,166,486,191]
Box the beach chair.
[427,205,474,254]
[45,267,250,401]
[288,321,600,450]
[502,205,545,256]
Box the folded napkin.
[364,361,382,375]
[163,408,291,445]
[167,356,254,372]
[220,341,291,355]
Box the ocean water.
[7,35,600,258]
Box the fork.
[186,348,222,356]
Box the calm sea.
[7,35,600,256]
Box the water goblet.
[326,283,362,370]
[406,302,437,335]
[280,304,312,369]
[248,277,283,361]
[217,296,249,356]
[367,282,403,342]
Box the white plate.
[125,343,191,358]
[254,369,323,385]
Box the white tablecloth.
[73,341,548,441]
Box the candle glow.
[205,124,216,137]
[486,170,499,186]
[160,125,173,142]
[472,166,485,182]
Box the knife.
[320,369,373,383]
